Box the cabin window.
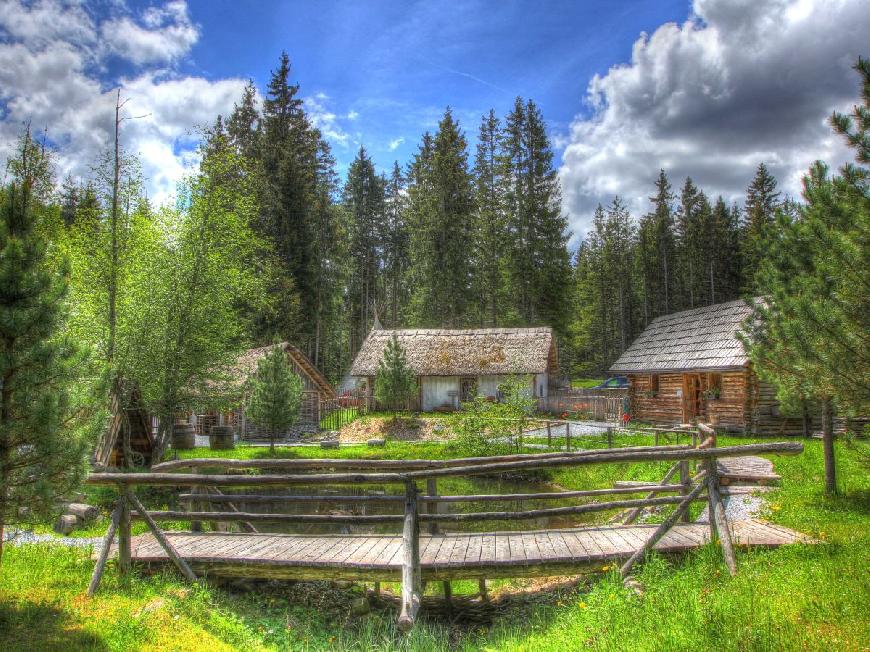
[705,373,722,400]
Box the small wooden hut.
[196,342,336,438]
[609,299,804,434]
[93,386,155,469]
[350,327,557,411]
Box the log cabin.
[608,299,806,435]
[350,327,557,411]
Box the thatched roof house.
[609,299,798,434]
[351,327,556,411]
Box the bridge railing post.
[398,480,421,633]
[117,487,131,577]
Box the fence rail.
[87,428,802,631]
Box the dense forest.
[9,53,807,385]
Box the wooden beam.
[87,500,123,596]
[397,481,421,633]
[117,492,131,576]
[622,462,682,525]
[707,460,738,575]
[207,486,258,533]
[126,490,198,583]
[619,474,708,578]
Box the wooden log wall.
[628,373,684,424]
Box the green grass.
[2,438,868,650]
[571,378,604,389]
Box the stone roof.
[609,299,756,373]
[350,327,555,377]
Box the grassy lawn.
[571,378,604,389]
[1,437,868,650]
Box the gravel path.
[2,529,102,549]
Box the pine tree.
[675,177,706,309]
[383,161,409,326]
[744,59,870,495]
[741,162,781,291]
[406,109,475,326]
[246,344,304,454]
[227,80,261,162]
[472,110,509,326]
[638,170,676,320]
[374,335,416,419]
[0,160,91,561]
[343,147,386,355]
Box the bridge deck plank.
[114,520,810,580]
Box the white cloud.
[0,0,246,208]
[558,0,869,242]
[304,93,351,146]
[101,0,198,65]
[388,137,404,151]
[346,110,359,120]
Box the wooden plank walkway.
[717,456,781,485]
[116,520,811,582]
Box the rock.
[349,596,370,616]
[65,503,99,522]
[320,440,340,449]
[366,438,386,447]
[333,580,353,589]
[54,514,78,535]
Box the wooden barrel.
[209,425,235,450]
[172,423,196,450]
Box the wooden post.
[547,421,552,447]
[654,431,660,447]
[426,478,439,536]
[478,579,488,602]
[87,500,124,596]
[566,422,571,452]
[190,485,203,533]
[443,580,453,610]
[126,490,198,582]
[397,480,421,633]
[118,490,131,576]
[622,461,681,525]
[679,460,690,523]
[607,427,613,449]
[706,459,737,575]
[620,474,706,578]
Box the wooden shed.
[350,327,557,411]
[196,342,335,438]
[609,299,803,435]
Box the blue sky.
[1,0,867,241]
[176,0,689,176]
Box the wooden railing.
[86,427,801,631]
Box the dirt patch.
[337,417,450,443]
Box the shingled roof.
[350,327,554,377]
[609,299,755,373]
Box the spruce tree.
[0,172,91,561]
[343,147,387,354]
[383,161,409,326]
[246,344,304,454]
[638,170,676,320]
[473,110,509,326]
[745,59,870,495]
[406,109,474,326]
[741,162,781,291]
[374,335,416,419]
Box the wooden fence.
[539,391,626,421]
[86,425,802,631]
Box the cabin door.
[460,376,478,403]
[682,374,705,423]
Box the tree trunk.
[821,397,837,496]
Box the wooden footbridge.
[86,426,807,631]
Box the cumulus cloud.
[559,0,870,241]
[101,0,198,65]
[304,93,351,147]
[0,0,246,207]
